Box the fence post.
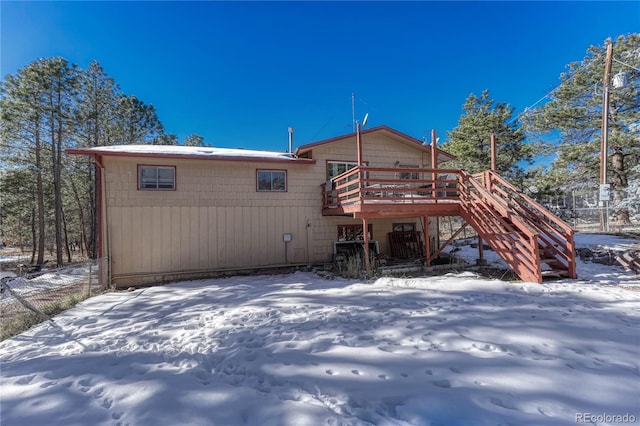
[89,262,93,297]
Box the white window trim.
[327,161,359,180]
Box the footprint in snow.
[378,374,389,380]
[432,379,451,388]
[101,398,113,409]
[489,396,518,410]
[351,369,362,376]
[16,375,36,385]
[325,369,339,376]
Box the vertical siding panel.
[190,206,199,269]
[227,207,237,267]
[180,206,191,271]
[199,208,208,269]
[160,207,171,272]
[151,206,162,272]
[110,207,122,276]
[217,208,227,267]
[282,206,291,264]
[142,206,153,272]
[252,207,259,266]
[247,208,254,266]
[266,207,276,264]
[139,206,154,272]
[171,206,181,272]
[120,207,132,275]
[234,207,243,268]
[257,207,266,265]
[130,207,143,272]
[208,207,218,269]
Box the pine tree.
[153,133,178,145]
[0,59,57,264]
[75,61,120,258]
[1,57,171,265]
[184,134,205,147]
[114,94,164,144]
[442,90,533,186]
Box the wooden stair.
[458,170,577,283]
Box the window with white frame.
[138,166,175,190]
[327,161,358,180]
[257,169,287,192]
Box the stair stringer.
[478,171,577,280]
[458,173,544,283]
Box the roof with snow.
[66,144,315,164]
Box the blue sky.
[2,1,638,152]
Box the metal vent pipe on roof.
[288,127,294,153]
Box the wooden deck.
[321,167,463,217]
[321,166,577,283]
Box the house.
[67,125,577,287]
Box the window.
[327,161,358,180]
[337,224,373,241]
[257,170,286,192]
[398,165,419,180]
[138,166,175,190]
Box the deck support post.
[362,217,371,276]
[476,235,487,266]
[357,122,364,205]
[424,216,431,268]
[431,130,440,254]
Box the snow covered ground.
[1,234,639,426]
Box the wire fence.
[537,188,640,234]
[0,257,109,341]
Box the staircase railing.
[458,170,543,283]
[479,170,577,279]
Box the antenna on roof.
[352,93,356,132]
[362,113,369,128]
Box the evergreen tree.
[443,90,533,186]
[75,61,120,257]
[0,58,59,264]
[1,57,172,265]
[42,57,79,266]
[184,134,205,147]
[114,94,164,144]
[523,34,639,224]
[153,133,178,145]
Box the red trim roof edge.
[294,125,455,160]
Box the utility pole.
[600,41,613,232]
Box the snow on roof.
[69,144,305,161]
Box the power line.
[613,57,640,72]
[508,61,591,124]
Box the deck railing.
[321,166,462,210]
[478,170,577,279]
